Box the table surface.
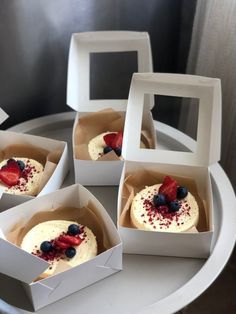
[1,111,236,314]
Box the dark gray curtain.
[0,0,196,129]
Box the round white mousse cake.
[131,184,199,232]
[88,132,113,160]
[21,220,98,278]
[0,158,44,196]
[88,131,146,160]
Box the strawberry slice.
[111,131,123,148]
[58,235,82,246]
[158,176,177,202]
[103,133,117,147]
[0,165,20,186]
[54,240,71,249]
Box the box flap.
[123,73,221,167]
[0,183,122,285]
[26,281,54,305]
[67,31,153,112]
[0,236,50,284]
[103,244,123,270]
[0,107,9,125]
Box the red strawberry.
[0,165,20,186]
[58,235,82,246]
[103,133,117,146]
[158,176,177,202]
[54,240,71,249]
[111,131,123,148]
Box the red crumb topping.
[32,227,86,262]
[141,197,191,229]
[2,159,41,192]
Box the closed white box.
[67,31,155,185]
[0,184,122,310]
[118,73,221,258]
[0,109,69,210]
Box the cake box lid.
[0,107,9,125]
[67,31,154,112]
[122,73,221,167]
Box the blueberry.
[114,147,122,157]
[17,160,25,171]
[177,186,188,199]
[7,158,16,164]
[103,146,113,154]
[65,247,76,258]
[67,224,80,236]
[168,201,180,213]
[153,194,166,207]
[40,241,53,253]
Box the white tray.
[2,112,236,314]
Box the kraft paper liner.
[0,144,64,195]
[119,170,208,233]
[74,109,123,160]
[74,108,154,161]
[141,130,153,149]
[6,202,112,279]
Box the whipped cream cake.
[21,220,98,279]
[88,130,146,160]
[0,158,44,196]
[88,131,123,160]
[130,176,199,232]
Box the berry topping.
[67,224,80,236]
[158,176,177,202]
[111,131,123,148]
[6,159,20,169]
[103,133,117,147]
[168,201,180,213]
[65,247,76,258]
[0,164,20,186]
[55,235,82,249]
[103,146,113,154]
[40,241,53,253]
[7,158,16,165]
[16,160,25,171]
[177,186,188,199]
[54,239,71,249]
[114,147,122,157]
[62,235,82,246]
[153,194,166,207]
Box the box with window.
[67,31,156,185]
[118,73,221,258]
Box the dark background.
[0,0,196,129]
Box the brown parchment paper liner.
[6,202,112,278]
[119,169,208,232]
[74,108,154,161]
[0,143,64,195]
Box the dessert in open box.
[0,184,122,310]
[0,108,69,210]
[118,73,221,258]
[67,31,156,185]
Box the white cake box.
[118,73,221,258]
[67,31,155,185]
[0,184,122,310]
[0,108,69,210]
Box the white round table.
[1,111,235,314]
